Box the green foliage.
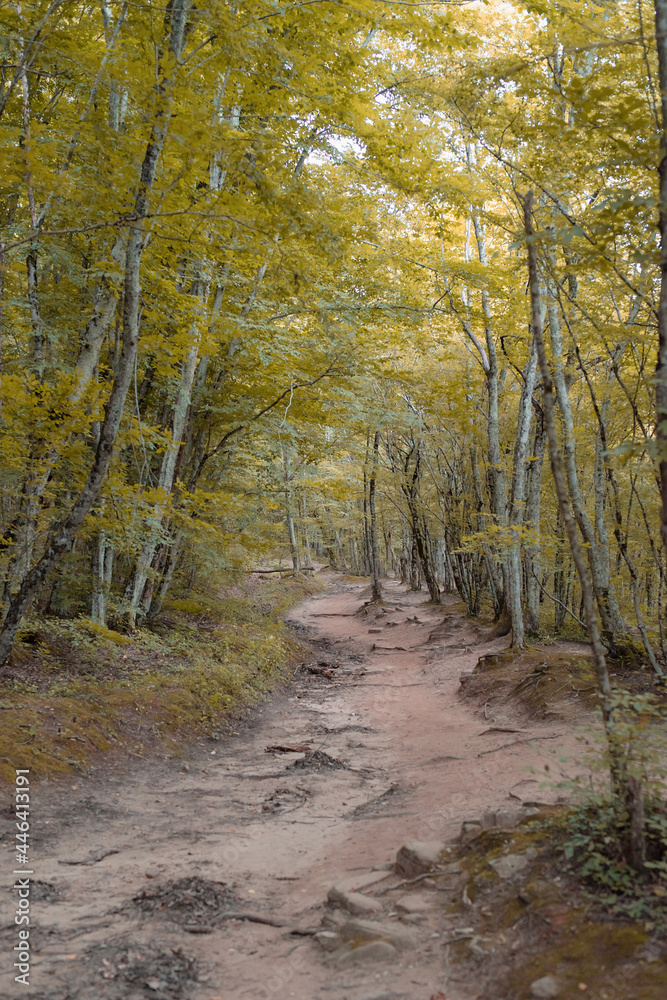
[0,0,666,701]
[556,793,667,924]
[0,575,317,782]
[550,691,667,924]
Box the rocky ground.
[1,575,617,1000]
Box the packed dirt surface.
[1,575,596,1000]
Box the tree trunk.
[654,0,667,573]
[148,531,182,619]
[525,405,546,633]
[282,446,301,573]
[369,431,382,603]
[129,291,202,625]
[0,2,191,663]
[507,340,538,647]
[523,190,621,790]
[91,528,109,625]
[546,225,626,648]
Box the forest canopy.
[1,0,667,687]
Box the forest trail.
[2,575,593,1000]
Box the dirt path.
[2,576,591,1000]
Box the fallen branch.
[529,566,586,629]
[247,567,314,574]
[59,848,119,866]
[183,912,292,933]
[477,734,562,757]
[377,869,459,896]
[477,727,527,736]
[265,744,312,753]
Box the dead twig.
[377,870,459,895]
[59,848,120,866]
[477,734,562,757]
[477,727,527,736]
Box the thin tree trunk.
[0,2,191,663]
[523,190,620,788]
[507,340,538,647]
[654,0,667,570]
[91,529,108,625]
[412,514,441,603]
[546,225,625,647]
[148,530,182,619]
[129,318,201,625]
[369,431,382,603]
[282,445,301,573]
[525,404,546,633]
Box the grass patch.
[0,574,321,784]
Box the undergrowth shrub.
[0,573,321,782]
[550,691,667,926]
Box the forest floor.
[2,573,666,1000]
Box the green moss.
[0,576,320,784]
[443,809,667,1000]
[506,921,653,1000]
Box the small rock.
[314,930,340,952]
[530,975,561,999]
[458,820,483,844]
[329,940,397,966]
[482,808,527,829]
[328,887,383,915]
[481,810,497,830]
[395,840,446,877]
[495,808,524,828]
[321,909,347,929]
[368,628,382,634]
[339,917,417,951]
[489,853,530,879]
[522,806,542,821]
[395,892,434,914]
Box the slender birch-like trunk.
[282,445,301,573]
[653,0,667,566]
[523,191,620,786]
[507,342,538,647]
[524,405,546,634]
[129,309,202,625]
[0,1,192,663]
[546,226,625,647]
[369,431,382,603]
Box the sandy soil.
[1,575,594,1000]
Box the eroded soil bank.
[1,575,601,999]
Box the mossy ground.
[446,816,667,1000]
[461,646,667,723]
[0,574,321,783]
